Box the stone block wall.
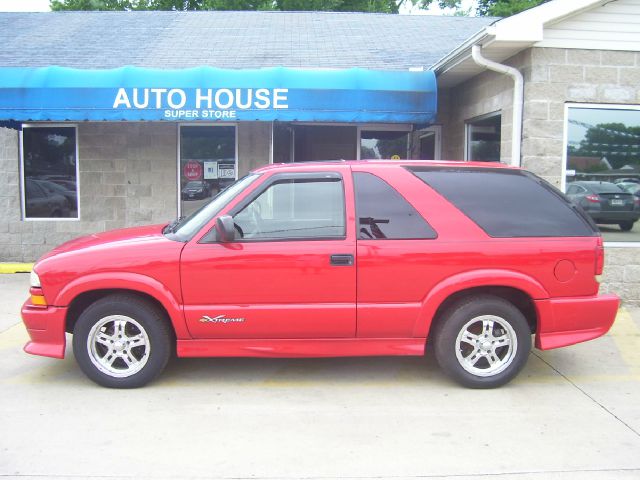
[237,122,272,176]
[439,50,528,162]
[520,47,640,189]
[0,122,178,262]
[0,121,272,263]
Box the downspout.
[471,44,523,167]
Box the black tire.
[619,221,634,232]
[72,294,173,388]
[432,294,531,389]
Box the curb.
[0,263,34,274]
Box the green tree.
[51,0,404,12]
[415,0,549,16]
[50,0,550,15]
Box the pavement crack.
[532,350,640,438]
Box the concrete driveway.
[1,273,639,480]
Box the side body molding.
[413,269,550,337]
[54,272,189,338]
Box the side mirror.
[216,215,236,243]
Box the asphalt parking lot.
[1,273,639,480]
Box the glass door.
[179,125,236,217]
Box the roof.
[253,159,516,173]
[433,0,609,86]
[0,11,495,70]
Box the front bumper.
[535,294,619,350]
[21,299,67,359]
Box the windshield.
[167,174,259,241]
[184,181,204,188]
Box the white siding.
[537,0,640,51]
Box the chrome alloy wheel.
[455,315,518,377]
[87,315,150,378]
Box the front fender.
[55,272,189,339]
[413,269,549,337]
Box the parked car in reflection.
[25,179,69,218]
[566,181,640,231]
[617,181,640,199]
[181,181,211,200]
[35,179,77,211]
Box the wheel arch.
[57,273,188,339]
[414,269,547,338]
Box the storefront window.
[360,130,409,160]
[466,113,501,162]
[22,125,78,220]
[179,125,236,217]
[565,105,640,242]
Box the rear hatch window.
[407,167,598,238]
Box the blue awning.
[0,66,436,124]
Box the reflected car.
[566,181,640,231]
[617,182,640,199]
[25,179,69,218]
[35,179,77,211]
[181,181,211,200]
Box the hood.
[41,224,167,260]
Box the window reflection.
[180,126,236,217]
[565,106,640,240]
[22,126,78,219]
[466,113,501,162]
[360,130,409,160]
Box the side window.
[353,172,437,240]
[233,175,345,240]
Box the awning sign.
[0,66,437,124]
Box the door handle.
[330,254,354,266]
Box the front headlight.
[30,270,41,288]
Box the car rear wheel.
[433,294,531,388]
[72,294,172,388]
[619,221,634,232]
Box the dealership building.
[1,0,639,303]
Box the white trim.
[269,121,274,165]
[561,102,640,247]
[471,45,523,167]
[177,122,238,218]
[20,123,80,222]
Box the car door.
[180,167,357,339]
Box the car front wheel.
[433,294,532,388]
[72,294,172,388]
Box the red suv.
[22,161,619,388]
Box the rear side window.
[353,172,437,240]
[408,167,597,238]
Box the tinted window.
[409,167,597,238]
[353,172,436,240]
[22,126,78,219]
[233,176,345,240]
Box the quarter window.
[22,126,78,219]
[233,175,345,240]
[353,172,436,240]
[410,167,596,238]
